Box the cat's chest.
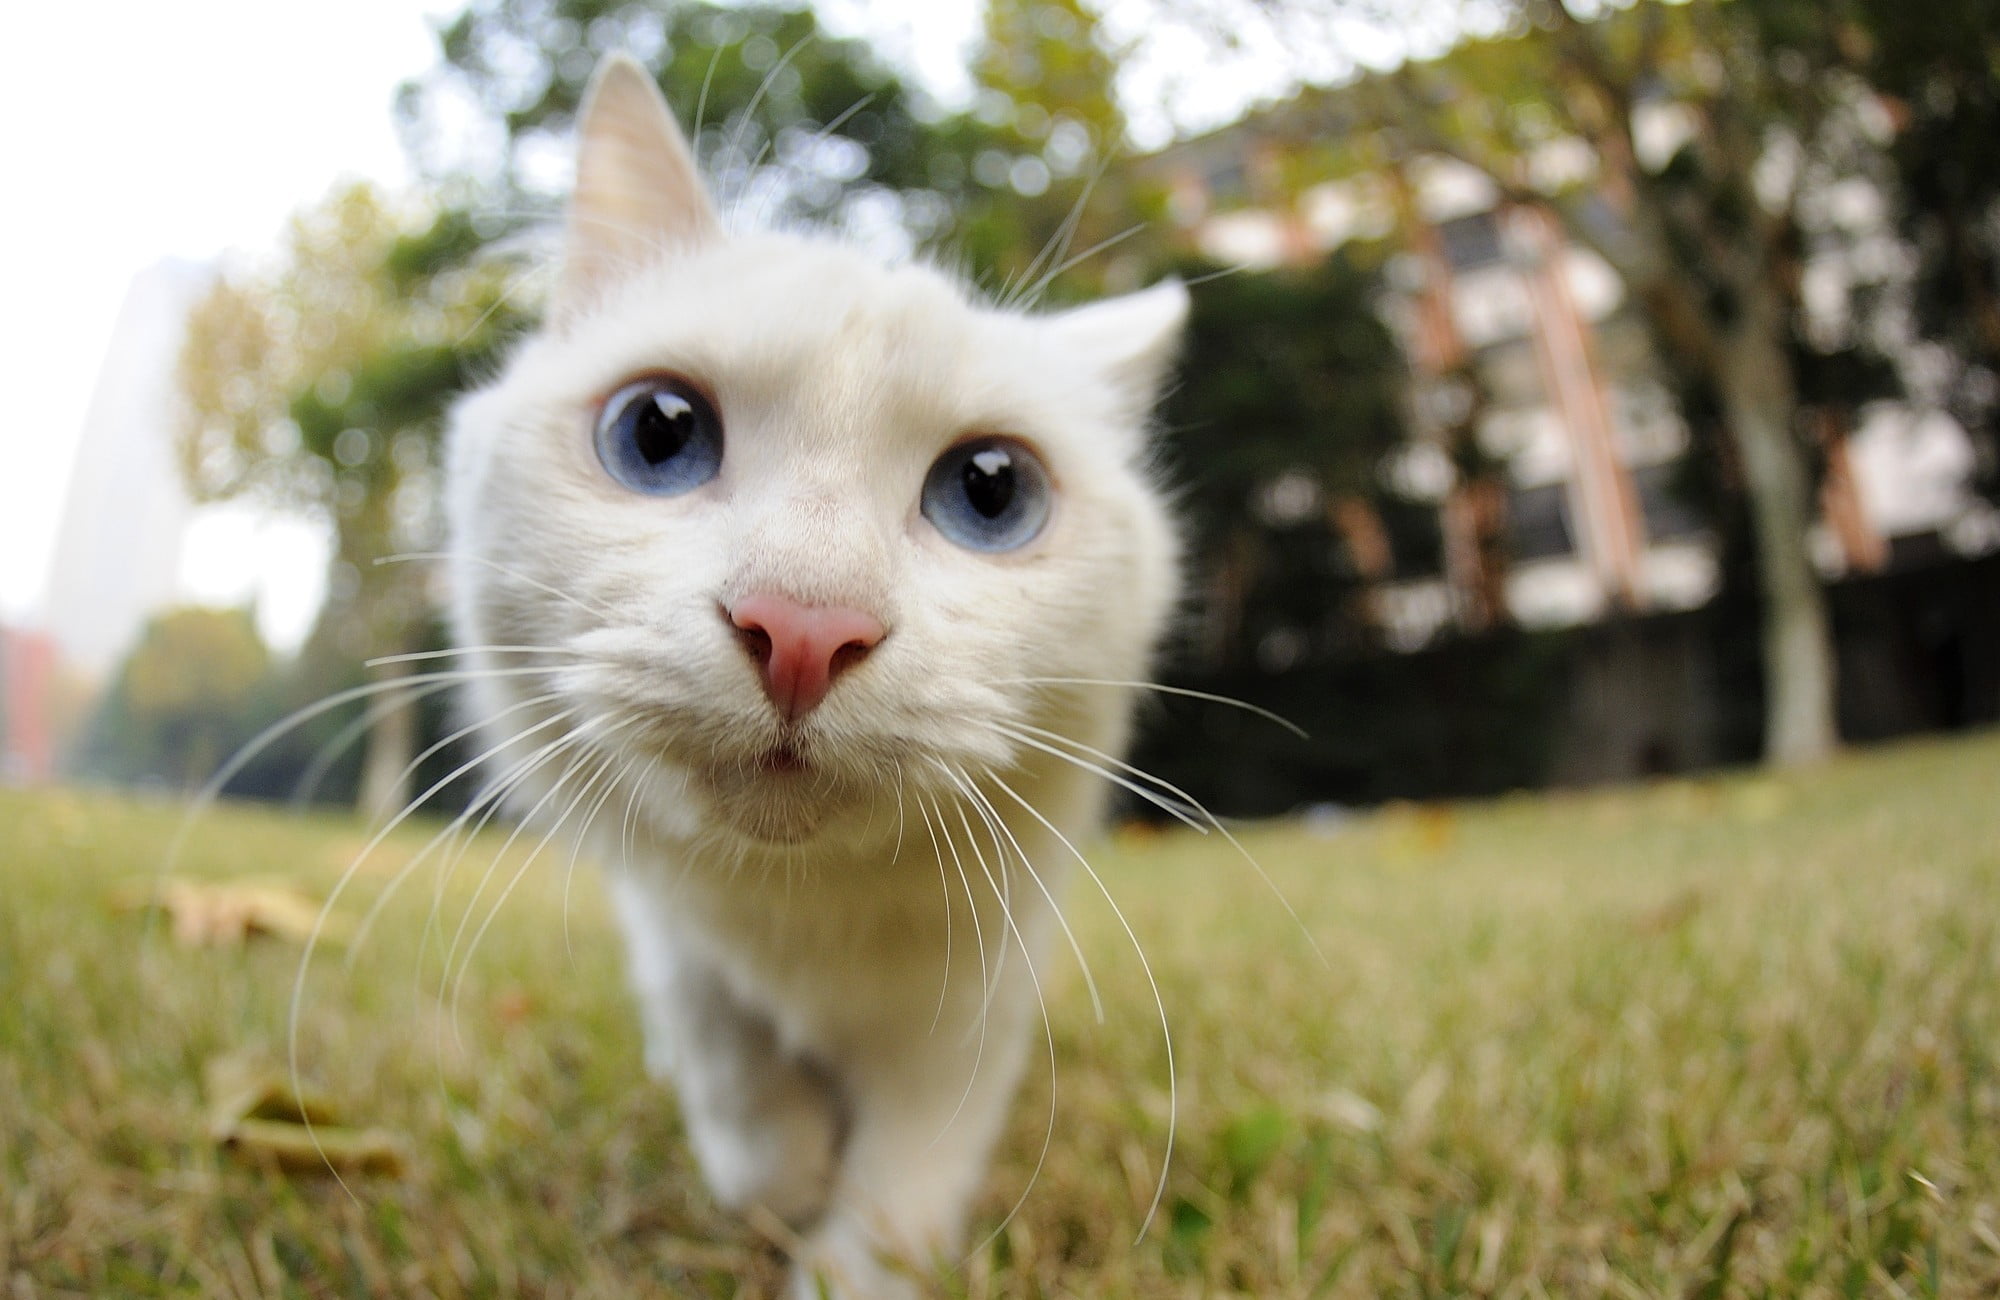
[616,833,948,961]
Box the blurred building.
[0,624,58,783]
[1147,104,2000,652]
[42,259,212,679]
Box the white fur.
[443,55,1185,1297]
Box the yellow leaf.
[112,876,346,948]
[203,1050,406,1178]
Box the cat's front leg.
[789,971,1043,1299]
[673,971,847,1230]
[609,877,846,1228]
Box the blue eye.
[921,437,1052,552]
[594,376,723,495]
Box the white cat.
[443,55,1185,1297]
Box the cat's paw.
[785,1236,929,1300]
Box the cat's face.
[444,57,1183,851]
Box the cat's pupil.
[962,447,1017,519]
[636,393,695,465]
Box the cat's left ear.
[1046,280,1190,420]
[553,54,721,321]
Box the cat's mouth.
[694,743,867,846]
[758,742,808,775]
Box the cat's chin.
[693,755,871,847]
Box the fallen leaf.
[202,1050,407,1179]
[203,1051,338,1136]
[221,1117,407,1177]
[112,876,346,948]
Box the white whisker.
[451,724,642,1021]
[565,751,643,968]
[285,700,581,1201]
[344,691,573,959]
[913,790,953,1036]
[999,164,1098,311]
[1000,676,1309,739]
[923,789,993,1131]
[933,784,1017,1141]
[1180,260,1253,289]
[1001,719,1329,970]
[155,664,575,914]
[375,551,620,621]
[440,721,607,1011]
[958,817,1059,1267]
[363,644,587,669]
[1018,223,1145,313]
[888,766,909,866]
[942,763,1103,1027]
[988,720,1208,833]
[288,676,459,810]
[692,41,723,145]
[987,771,1176,1244]
[721,33,813,213]
[414,716,586,1007]
[941,777,1015,1028]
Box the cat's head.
[445,56,1184,851]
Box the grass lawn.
[3,730,1999,1297]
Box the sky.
[3,1,454,642]
[0,0,1289,655]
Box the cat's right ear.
[553,54,721,322]
[1046,279,1190,423]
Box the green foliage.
[400,2,967,230]
[962,0,1165,296]
[83,607,272,791]
[1218,1104,1293,1198]
[1828,0,2000,496]
[1164,254,1406,535]
[384,208,488,291]
[400,0,1164,296]
[1156,253,1413,672]
[177,183,529,663]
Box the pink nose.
[728,593,886,722]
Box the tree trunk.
[1714,302,1840,766]
[356,653,418,823]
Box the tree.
[1825,0,2000,500]
[177,183,525,816]
[959,0,1166,299]
[86,608,271,792]
[1159,252,1411,668]
[397,0,1163,301]
[397,2,980,239]
[1128,0,1920,765]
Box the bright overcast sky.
[3,1,444,634]
[0,0,1281,646]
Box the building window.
[1508,480,1575,560]
[1379,494,1446,579]
[1438,211,1505,270]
